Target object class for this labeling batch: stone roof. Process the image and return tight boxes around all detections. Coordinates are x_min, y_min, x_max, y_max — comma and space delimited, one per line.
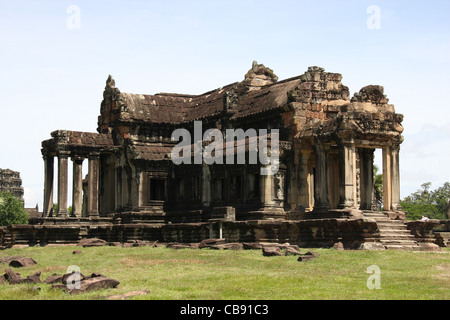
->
98, 61, 307, 129
118, 83, 235, 124
116, 77, 301, 124
231, 76, 301, 119
51, 131, 114, 147
42, 130, 115, 156
128, 144, 173, 161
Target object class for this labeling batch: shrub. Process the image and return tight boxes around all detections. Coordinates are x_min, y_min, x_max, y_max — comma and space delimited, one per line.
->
401, 201, 444, 221
0, 192, 29, 226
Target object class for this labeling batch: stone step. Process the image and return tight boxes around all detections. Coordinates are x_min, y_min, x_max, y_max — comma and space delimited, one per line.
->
376, 221, 408, 229
378, 227, 409, 233
374, 219, 406, 224
384, 244, 418, 251
379, 230, 415, 237
380, 239, 418, 246
363, 212, 387, 217
379, 228, 412, 233
378, 227, 410, 233
379, 235, 416, 241
362, 211, 421, 250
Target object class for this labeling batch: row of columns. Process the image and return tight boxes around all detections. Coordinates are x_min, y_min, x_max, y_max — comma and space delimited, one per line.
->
43, 152, 100, 218
312, 142, 401, 212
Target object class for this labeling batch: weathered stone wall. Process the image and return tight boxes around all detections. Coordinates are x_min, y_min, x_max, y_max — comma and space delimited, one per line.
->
407, 220, 450, 244
1, 218, 380, 249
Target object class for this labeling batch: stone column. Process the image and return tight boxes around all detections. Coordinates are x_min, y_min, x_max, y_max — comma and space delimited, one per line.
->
299, 149, 313, 211
43, 155, 54, 217
313, 143, 330, 212
201, 162, 211, 207
338, 142, 356, 209
57, 151, 70, 217
359, 148, 374, 210
382, 147, 392, 211
260, 164, 275, 209
72, 156, 84, 218
391, 146, 402, 211
88, 152, 100, 217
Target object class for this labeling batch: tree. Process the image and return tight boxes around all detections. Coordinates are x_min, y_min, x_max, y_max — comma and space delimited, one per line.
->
430, 182, 450, 215
0, 192, 29, 226
401, 182, 449, 220
373, 165, 383, 210
51, 204, 73, 216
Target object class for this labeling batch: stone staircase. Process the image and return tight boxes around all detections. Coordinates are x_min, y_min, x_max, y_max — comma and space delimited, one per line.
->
0, 227, 14, 249
363, 211, 420, 250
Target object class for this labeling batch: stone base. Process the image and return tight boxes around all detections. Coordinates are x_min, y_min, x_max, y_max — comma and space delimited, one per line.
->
40, 217, 113, 226
291, 208, 364, 220
413, 243, 442, 252
385, 210, 407, 220
358, 242, 386, 250
241, 208, 286, 220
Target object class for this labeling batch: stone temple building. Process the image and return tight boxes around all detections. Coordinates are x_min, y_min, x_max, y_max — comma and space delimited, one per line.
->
40, 62, 405, 224
0, 169, 24, 201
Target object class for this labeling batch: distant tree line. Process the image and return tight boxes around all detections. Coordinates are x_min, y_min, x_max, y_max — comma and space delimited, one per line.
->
401, 182, 450, 220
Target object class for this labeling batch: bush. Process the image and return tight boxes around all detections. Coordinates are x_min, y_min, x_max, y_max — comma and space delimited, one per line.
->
0, 192, 29, 226
401, 201, 445, 221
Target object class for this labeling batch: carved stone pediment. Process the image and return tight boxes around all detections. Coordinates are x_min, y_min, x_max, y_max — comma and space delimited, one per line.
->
242, 61, 278, 89
351, 85, 389, 104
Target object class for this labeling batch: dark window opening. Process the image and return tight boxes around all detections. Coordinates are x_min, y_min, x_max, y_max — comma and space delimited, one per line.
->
150, 179, 165, 201
213, 178, 225, 201
174, 178, 184, 200
191, 176, 200, 200
231, 175, 242, 199
249, 173, 260, 198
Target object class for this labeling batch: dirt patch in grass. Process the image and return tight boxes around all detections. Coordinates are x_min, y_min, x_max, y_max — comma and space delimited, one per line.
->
119, 258, 207, 267
434, 264, 450, 281
170, 259, 207, 264
40, 265, 68, 273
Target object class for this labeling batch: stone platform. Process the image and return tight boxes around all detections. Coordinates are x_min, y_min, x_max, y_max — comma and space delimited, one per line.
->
2, 209, 448, 251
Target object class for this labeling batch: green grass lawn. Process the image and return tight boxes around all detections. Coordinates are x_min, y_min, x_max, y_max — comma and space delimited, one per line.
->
0, 245, 448, 300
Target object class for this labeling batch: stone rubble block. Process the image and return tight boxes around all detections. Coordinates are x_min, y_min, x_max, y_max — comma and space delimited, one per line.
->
243, 242, 264, 250
44, 274, 64, 284
297, 251, 320, 262
198, 238, 226, 249
8, 257, 37, 268
209, 243, 243, 250
76, 238, 107, 247
26, 271, 41, 284
1, 268, 41, 284
284, 247, 303, 256
0, 255, 37, 268
262, 246, 283, 257
66, 273, 120, 295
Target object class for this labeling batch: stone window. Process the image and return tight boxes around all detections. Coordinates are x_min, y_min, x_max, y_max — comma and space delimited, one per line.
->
175, 178, 184, 200
248, 173, 260, 199
149, 179, 165, 201
230, 174, 242, 199
191, 176, 200, 200
213, 178, 225, 201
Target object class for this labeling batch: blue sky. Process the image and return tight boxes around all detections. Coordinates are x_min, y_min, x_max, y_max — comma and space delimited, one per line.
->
0, 0, 449, 208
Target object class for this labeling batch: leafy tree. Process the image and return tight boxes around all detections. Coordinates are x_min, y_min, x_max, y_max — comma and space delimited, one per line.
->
430, 182, 450, 215
0, 192, 29, 226
401, 182, 449, 220
373, 165, 383, 210
51, 204, 73, 216
400, 202, 440, 221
